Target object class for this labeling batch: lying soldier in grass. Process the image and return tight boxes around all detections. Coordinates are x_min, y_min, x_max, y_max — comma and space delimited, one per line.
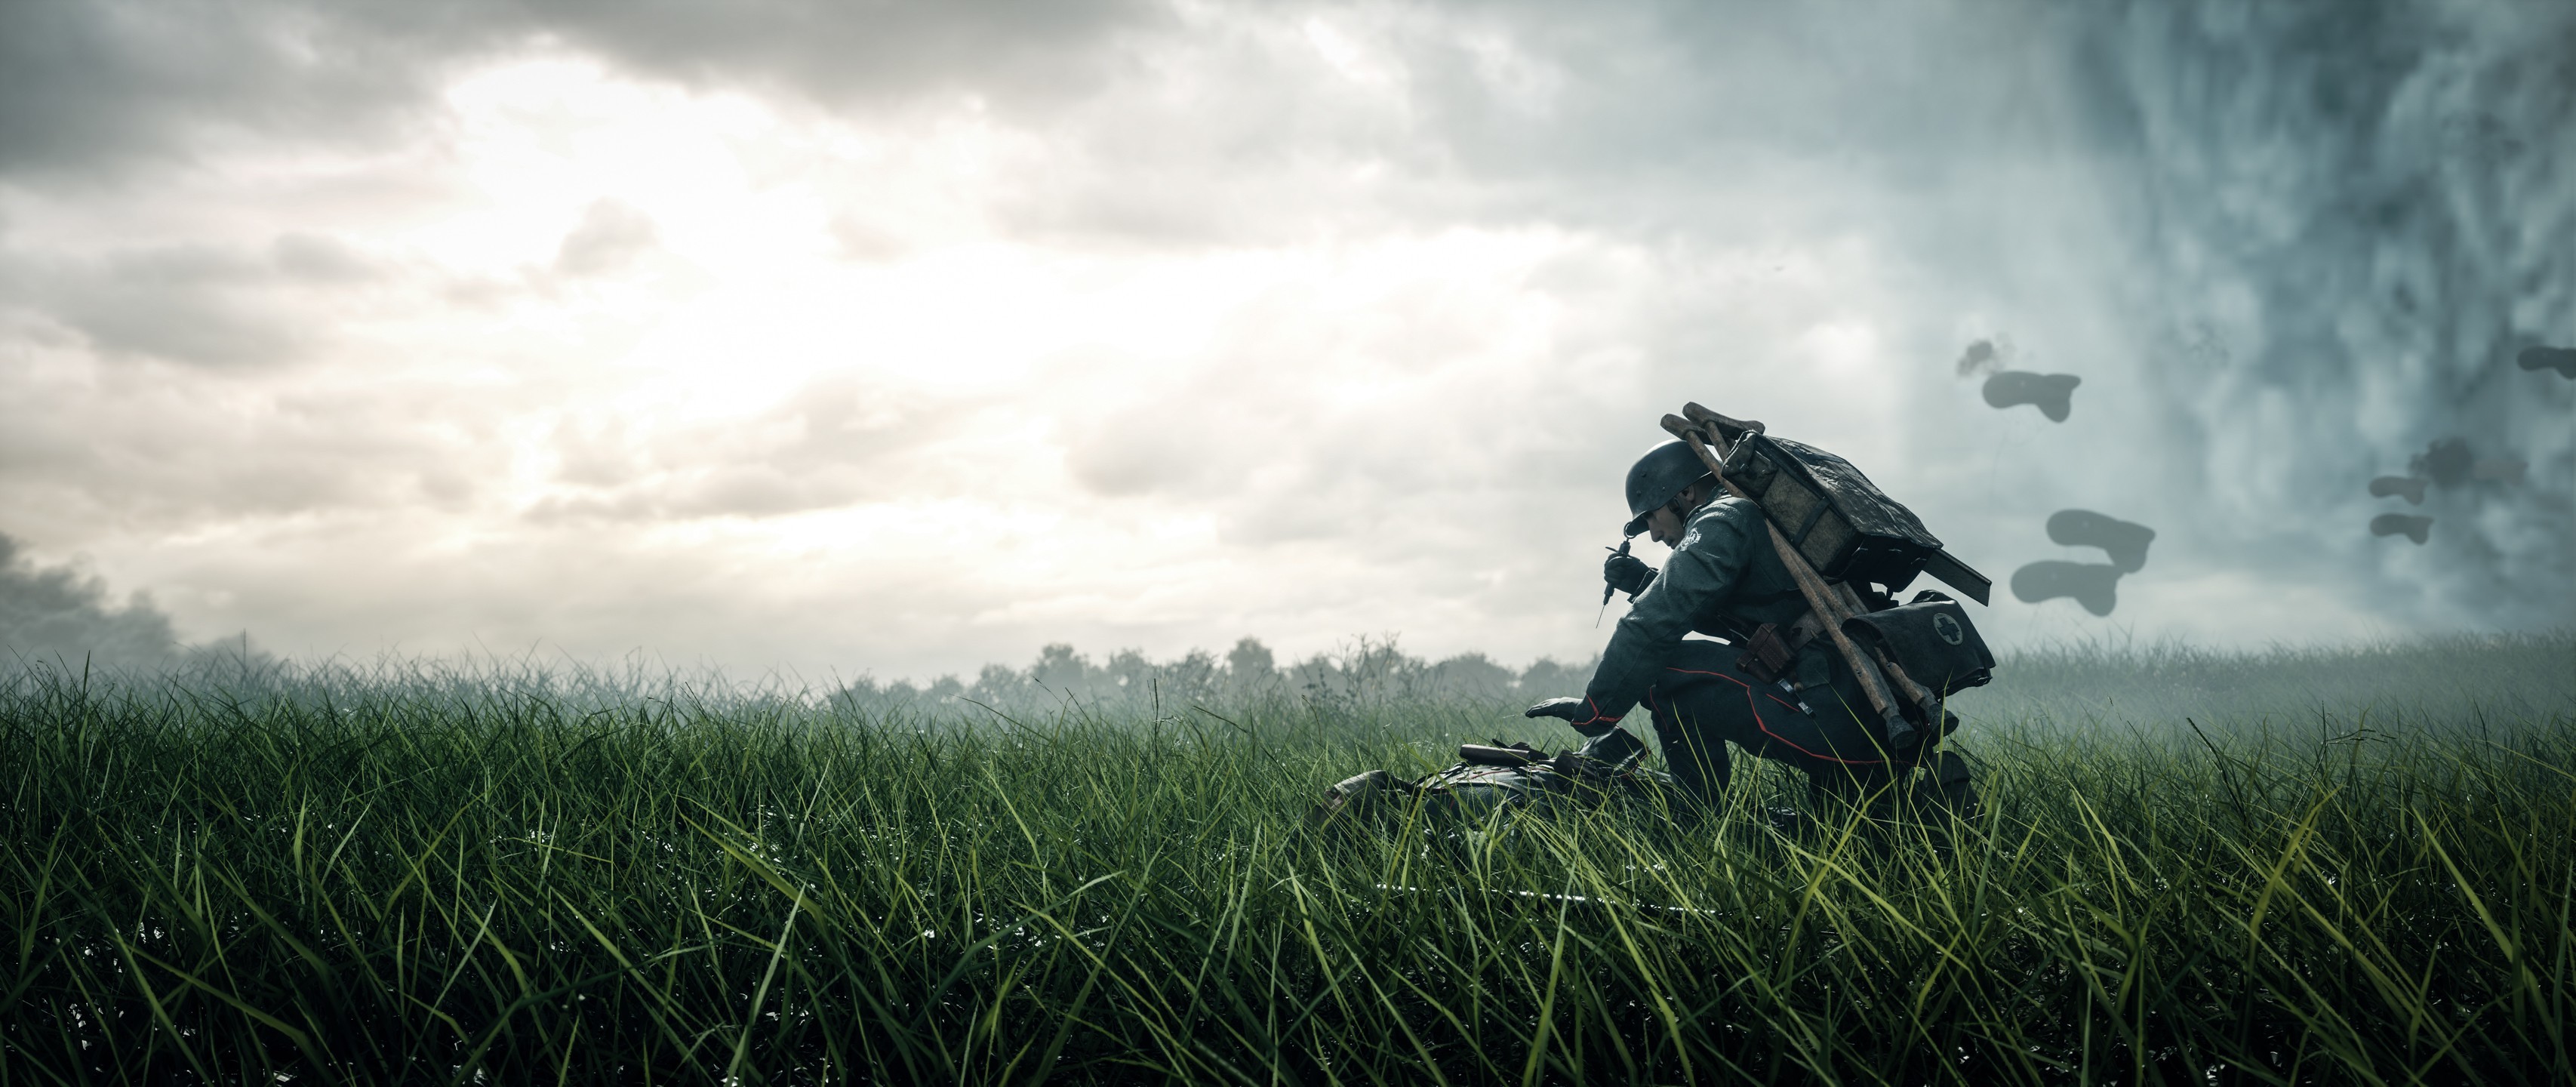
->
1522, 441, 1973, 820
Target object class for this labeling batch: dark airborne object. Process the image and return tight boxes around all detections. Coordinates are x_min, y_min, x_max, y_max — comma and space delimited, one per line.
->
2519, 345, 2575, 378
2010, 560, 2121, 617
1956, 339, 1999, 376
2045, 509, 2156, 573
2411, 439, 2473, 487
2368, 476, 2427, 504
2370, 513, 2433, 545
1980, 371, 2081, 422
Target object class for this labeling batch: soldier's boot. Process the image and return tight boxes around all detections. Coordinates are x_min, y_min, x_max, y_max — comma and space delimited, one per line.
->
1805, 764, 1904, 826
1909, 749, 1979, 821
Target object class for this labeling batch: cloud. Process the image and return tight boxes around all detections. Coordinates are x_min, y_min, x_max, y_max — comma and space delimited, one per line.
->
0, 1, 472, 181
512, 0, 1172, 111
0, 0, 1171, 180
0, 236, 392, 367
523, 374, 955, 525
0, 325, 503, 544
2056, 0, 2576, 627
0, 0, 2568, 683
0, 531, 179, 665
553, 199, 658, 277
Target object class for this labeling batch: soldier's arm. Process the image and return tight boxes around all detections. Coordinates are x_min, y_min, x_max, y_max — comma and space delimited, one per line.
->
1557, 500, 1760, 732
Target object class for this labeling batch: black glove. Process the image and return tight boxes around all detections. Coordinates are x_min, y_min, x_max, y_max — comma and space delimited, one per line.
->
1573, 727, 1646, 766
1524, 697, 1588, 722
1603, 550, 1655, 599
1525, 697, 1620, 737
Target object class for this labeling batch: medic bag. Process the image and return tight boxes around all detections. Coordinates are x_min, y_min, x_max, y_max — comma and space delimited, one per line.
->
1842, 592, 1996, 697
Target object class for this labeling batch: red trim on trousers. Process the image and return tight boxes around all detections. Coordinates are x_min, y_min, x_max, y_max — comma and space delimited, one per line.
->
1657, 666, 1885, 766
1568, 694, 1620, 729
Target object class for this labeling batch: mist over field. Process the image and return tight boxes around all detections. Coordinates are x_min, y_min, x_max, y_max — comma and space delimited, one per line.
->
2, 0, 2570, 680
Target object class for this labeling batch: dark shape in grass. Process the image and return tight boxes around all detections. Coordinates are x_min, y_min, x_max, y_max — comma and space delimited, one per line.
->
1981, 371, 2080, 422
2518, 345, 2575, 378
2368, 476, 2427, 504
2046, 509, 2156, 573
2011, 560, 2119, 616
2410, 439, 2473, 488
2371, 513, 2432, 545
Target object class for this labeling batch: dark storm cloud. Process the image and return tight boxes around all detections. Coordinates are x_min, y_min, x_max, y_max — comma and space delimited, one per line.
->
0, 236, 385, 367
2059, 0, 2576, 624
0, 531, 178, 664
0, 0, 438, 176
497, 0, 1168, 110
0, 0, 1168, 179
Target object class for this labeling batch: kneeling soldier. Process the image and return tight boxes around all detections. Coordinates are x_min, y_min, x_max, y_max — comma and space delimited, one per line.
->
1525, 441, 1910, 812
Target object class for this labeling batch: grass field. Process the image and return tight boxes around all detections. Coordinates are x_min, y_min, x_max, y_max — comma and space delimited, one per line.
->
5, 634, 2572, 1084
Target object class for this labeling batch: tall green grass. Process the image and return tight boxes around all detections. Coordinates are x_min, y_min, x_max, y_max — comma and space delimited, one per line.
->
4, 637, 2572, 1084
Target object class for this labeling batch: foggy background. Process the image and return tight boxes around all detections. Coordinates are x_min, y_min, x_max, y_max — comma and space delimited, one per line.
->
3, 0, 2570, 684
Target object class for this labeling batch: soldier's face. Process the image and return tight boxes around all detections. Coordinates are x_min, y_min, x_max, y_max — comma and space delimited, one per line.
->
1647, 483, 1710, 547
1647, 506, 1688, 547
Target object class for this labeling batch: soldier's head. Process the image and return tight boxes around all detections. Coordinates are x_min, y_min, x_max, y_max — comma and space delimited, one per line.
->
1641, 480, 1718, 546
1623, 442, 1717, 547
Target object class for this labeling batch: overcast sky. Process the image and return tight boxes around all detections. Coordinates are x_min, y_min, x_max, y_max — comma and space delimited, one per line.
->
2, 0, 2571, 680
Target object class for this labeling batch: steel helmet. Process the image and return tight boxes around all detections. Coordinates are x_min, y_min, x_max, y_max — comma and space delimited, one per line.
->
1623, 441, 1714, 537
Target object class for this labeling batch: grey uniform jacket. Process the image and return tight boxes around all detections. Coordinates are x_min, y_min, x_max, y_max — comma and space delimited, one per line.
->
1562, 496, 1820, 733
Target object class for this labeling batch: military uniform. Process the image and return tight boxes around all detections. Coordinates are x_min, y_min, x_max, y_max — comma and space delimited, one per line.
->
1556, 495, 1901, 805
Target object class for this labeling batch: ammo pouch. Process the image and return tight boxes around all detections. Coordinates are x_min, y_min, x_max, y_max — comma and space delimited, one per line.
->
1840, 595, 1995, 697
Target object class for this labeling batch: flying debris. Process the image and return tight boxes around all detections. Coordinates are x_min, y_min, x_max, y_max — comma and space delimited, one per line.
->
2368, 476, 2427, 504
2472, 457, 2528, 483
2410, 439, 2474, 488
2518, 345, 2576, 378
2009, 560, 2121, 616
2045, 509, 2155, 573
2370, 513, 2433, 545
1956, 339, 2001, 377
1980, 371, 2080, 422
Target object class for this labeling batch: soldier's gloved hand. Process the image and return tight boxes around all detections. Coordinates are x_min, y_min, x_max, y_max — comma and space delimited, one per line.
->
1573, 727, 1646, 766
1524, 697, 1587, 721
1603, 551, 1655, 598
1525, 697, 1617, 734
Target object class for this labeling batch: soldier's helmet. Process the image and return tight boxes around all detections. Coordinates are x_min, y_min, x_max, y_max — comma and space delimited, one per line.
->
1623, 441, 1715, 537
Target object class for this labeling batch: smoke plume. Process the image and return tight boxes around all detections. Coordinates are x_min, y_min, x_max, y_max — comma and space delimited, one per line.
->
0, 532, 180, 666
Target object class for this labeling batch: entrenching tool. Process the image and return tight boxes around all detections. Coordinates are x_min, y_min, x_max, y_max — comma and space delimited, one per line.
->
1659, 405, 1934, 751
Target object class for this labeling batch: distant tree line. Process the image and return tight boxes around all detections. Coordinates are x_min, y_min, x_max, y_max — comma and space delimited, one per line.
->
1, 525, 1602, 717
830, 637, 1596, 716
